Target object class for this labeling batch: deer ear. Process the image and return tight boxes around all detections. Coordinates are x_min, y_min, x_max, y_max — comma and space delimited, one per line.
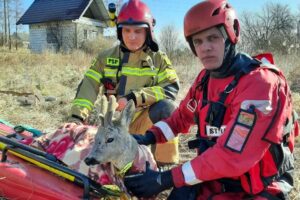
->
99, 95, 108, 126
120, 100, 135, 128
104, 95, 117, 126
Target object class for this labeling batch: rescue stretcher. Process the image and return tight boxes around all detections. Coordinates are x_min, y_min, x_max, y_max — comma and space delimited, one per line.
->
0, 123, 119, 200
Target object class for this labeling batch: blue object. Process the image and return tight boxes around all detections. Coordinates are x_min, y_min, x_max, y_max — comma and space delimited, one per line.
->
14, 125, 43, 137
0, 119, 15, 127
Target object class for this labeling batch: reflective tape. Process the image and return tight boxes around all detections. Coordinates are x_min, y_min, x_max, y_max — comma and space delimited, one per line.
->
151, 86, 164, 101
155, 121, 175, 141
104, 68, 118, 77
85, 69, 102, 83
182, 161, 202, 185
122, 67, 158, 76
157, 69, 177, 83
72, 99, 93, 110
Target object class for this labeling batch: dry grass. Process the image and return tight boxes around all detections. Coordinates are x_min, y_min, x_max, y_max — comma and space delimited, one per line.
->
0, 46, 299, 199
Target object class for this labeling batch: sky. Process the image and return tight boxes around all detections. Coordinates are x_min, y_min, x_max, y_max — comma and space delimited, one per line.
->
22, 0, 300, 35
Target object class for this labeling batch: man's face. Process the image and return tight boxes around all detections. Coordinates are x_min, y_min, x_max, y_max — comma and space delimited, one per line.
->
122, 25, 147, 52
192, 27, 225, 70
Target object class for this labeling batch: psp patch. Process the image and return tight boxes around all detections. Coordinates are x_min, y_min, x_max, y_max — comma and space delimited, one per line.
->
106, 57, 120, 66
225, 108, 256, 153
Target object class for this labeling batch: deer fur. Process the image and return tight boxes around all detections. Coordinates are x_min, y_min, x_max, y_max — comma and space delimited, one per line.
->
85, 95, 156, 174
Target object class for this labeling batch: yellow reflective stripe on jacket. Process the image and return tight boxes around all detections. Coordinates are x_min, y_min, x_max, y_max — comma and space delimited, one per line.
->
157, 69, 178, 83
85, 69, 102, 83
104, 68, 118, 77
151, 86, 164, 101
122, 67, 158, 76
73, 99, 93, 110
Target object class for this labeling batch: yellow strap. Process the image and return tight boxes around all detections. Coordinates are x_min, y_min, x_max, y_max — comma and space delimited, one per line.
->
101, 185, 122, 197
0, 142, 75, 182
116, 161, 133, 177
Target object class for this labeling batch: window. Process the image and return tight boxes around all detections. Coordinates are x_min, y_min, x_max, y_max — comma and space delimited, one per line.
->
47, 27, 58, 43
90, 31, 97, 39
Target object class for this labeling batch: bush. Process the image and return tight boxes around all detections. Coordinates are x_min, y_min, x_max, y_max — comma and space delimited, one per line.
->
80, 34, 117, 55
289, 67, 300, 93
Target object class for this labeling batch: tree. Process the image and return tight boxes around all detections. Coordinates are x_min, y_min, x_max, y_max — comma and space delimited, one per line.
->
0, 0, 3, 46
159, 24, 180, 59
7, 0, 11, 50
13, 0, 22, 50
0, 0, 23, 48
240, 2, 296, 54
3, 0, 7, 45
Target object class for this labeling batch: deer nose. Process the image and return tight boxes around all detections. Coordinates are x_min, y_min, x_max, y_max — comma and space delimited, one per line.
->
84, 157, 100, 166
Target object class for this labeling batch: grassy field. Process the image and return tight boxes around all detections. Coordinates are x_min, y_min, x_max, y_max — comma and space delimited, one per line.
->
0, 47, 299, 199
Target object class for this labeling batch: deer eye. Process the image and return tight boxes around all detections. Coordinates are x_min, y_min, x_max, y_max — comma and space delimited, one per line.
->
106, 138, 114, 143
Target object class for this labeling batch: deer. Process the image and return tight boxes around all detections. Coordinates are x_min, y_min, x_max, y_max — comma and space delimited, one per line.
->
84, 95, 157, 198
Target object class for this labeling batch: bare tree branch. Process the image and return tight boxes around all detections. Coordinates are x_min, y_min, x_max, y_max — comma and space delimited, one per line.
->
159, 24, 179, 59
240, 2, 296, 54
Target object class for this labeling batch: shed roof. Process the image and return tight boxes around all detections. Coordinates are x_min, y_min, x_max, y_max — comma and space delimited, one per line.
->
17, 0, 109, 25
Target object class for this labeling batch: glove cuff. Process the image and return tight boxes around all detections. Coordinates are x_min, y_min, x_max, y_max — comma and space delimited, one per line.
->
145, 131, 156, 144
161, 170, 174, 189
125, 92, 137, 106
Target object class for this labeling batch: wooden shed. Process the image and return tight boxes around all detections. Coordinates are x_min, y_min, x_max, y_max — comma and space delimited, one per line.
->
17, 0, 110, 53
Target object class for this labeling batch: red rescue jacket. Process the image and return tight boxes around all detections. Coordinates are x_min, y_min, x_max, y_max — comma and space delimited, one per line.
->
150, 53, 299, 197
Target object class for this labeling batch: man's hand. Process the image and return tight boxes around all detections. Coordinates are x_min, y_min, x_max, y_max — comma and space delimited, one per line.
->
124, 162, 174, 198
117, 97, 128, 111
132, 131, 156, 145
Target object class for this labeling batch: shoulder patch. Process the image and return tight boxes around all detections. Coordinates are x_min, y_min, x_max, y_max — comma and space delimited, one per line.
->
106, 57, 120, 66
91, 58, 97, 67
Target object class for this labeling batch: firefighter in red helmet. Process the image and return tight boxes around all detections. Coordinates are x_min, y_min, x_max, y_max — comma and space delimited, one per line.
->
125, 0, 299, 199
117, 0, 158, 52
67, 0, 180, 166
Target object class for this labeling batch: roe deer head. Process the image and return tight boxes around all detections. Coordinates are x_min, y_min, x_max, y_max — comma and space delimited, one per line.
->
85, 95, 138, 171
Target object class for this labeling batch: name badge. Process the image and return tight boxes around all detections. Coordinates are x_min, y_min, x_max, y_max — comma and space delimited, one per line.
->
206, 125, 226, 137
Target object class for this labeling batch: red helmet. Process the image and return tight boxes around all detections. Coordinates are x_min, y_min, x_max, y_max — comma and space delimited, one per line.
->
184, 0, 240, 54
117, 0, 158, 51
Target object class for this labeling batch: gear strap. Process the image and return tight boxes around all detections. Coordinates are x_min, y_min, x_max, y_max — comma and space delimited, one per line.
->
190, 63, 259, 152
206, 65, 256, 128
116, 51, 130, 96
